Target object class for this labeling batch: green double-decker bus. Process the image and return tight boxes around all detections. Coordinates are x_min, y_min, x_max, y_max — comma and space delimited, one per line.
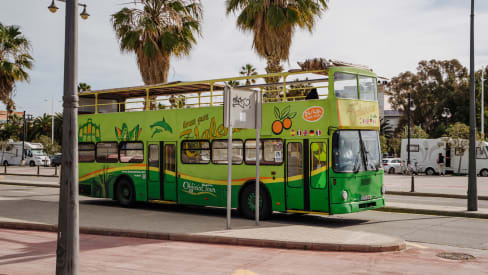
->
78, 64, 384, 219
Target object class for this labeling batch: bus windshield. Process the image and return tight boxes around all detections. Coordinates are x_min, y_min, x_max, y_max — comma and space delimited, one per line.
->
332, 130, 380, 172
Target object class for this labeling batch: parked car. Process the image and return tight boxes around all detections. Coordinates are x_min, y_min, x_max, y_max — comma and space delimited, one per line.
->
383, 158, 402, 174
51, 153, 62, 167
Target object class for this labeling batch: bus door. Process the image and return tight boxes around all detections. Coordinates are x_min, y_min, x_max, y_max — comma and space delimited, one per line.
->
161, 142, 177, 201
286, 139, 329, 212
147, 143, 160, 200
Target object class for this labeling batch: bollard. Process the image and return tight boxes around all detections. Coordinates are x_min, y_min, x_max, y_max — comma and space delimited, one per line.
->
4, 164, 6, 174
55, 165, 58, 176
37, 165, 40, 176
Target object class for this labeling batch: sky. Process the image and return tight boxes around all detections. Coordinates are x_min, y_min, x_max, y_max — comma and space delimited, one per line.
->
1, 0, 488, 116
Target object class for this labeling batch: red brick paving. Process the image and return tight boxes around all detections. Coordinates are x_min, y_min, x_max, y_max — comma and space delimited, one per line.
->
0, 229, 487, 275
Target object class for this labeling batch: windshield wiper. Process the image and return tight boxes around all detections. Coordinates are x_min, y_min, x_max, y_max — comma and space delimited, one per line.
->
353, 155, 361, 173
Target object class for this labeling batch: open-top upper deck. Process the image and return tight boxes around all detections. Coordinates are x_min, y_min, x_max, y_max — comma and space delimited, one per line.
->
79, 59, 375, 110
78, 61, 379, 131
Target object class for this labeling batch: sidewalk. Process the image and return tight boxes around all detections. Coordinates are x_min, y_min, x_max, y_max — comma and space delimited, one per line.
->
0, 220, 405, 253
379, 201, 488, 219
1, 229, 486, 275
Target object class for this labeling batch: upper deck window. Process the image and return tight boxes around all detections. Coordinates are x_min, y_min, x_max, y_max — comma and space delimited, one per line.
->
359, 75, 377, 101
334, 72, 358, 99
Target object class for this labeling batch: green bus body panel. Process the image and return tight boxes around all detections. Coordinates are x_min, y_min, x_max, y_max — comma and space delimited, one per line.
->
78, 68, 384, 215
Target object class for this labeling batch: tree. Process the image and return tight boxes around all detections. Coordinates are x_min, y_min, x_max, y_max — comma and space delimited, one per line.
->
239, 64, 258, 85
399, 125, 429, 139
0, 23, 33, 115
379, 135, 389, 154
386, 59, 471, 137
112, 0, 202, 86
226, 80, 240, 87
226, 0, 328, 91
78, 82, 91, 92
33, 113, 52, 140
53, 112, 63, 145
380, 118, 393, 138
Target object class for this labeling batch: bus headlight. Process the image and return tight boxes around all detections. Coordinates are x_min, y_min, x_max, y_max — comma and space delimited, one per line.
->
381, 185, 386, 194
342, 190, 348, 201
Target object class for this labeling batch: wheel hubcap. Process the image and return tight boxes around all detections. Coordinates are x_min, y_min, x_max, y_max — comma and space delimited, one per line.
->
122, 186, 130, 198
247, 193, 262, 212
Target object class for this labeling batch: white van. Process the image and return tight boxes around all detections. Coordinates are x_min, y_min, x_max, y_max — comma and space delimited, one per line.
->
400, 139, 446, 175
0, 140, 51, 166
401, 138, 488, 176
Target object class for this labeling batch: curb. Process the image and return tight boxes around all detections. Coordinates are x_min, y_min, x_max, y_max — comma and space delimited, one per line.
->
1, 173, 59, 178
375, 207, 488, 219
0, 181, 59, 188
386, 191, 488, 201
0, 221, 405, 253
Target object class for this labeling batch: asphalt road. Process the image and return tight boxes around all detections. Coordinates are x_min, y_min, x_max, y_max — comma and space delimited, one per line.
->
1, 185, 487, 250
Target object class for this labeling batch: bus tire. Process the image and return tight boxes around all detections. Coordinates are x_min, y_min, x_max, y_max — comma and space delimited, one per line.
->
239, 183, 272, 220
425, 168, 435, 176
480, 169, 488, 177
116, 178, 136, 207
29, 161, 36, 167
3, 160, 7, 166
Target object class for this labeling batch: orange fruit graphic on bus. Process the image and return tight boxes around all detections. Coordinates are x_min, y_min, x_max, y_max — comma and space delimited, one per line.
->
283, 117, 292, 129
272, 106, 296, 135
272, 120, 283, 134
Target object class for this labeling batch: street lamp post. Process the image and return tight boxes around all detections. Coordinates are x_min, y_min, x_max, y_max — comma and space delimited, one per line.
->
482, 66, 485, 137
21, 112, 33, 166
468, 0, 478, 211
44, 97, 55, 144
48, 0, 89, 274
407, 93, 416, 192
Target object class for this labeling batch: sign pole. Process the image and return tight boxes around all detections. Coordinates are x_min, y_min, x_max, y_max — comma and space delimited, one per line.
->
226, 88, 232, 229
255, 91, 261, 225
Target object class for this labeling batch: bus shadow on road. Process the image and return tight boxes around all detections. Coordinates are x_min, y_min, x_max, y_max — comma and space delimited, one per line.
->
80, 199, 455, 230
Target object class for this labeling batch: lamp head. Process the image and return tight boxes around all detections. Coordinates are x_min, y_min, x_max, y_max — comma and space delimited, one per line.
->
80, 6, 89, 20
48, 0, 58, 13
409, 101, 416, 111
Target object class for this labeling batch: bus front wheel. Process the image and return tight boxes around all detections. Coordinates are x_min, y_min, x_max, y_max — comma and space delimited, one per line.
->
239, 183, 271, 220
116, 178, 135, 207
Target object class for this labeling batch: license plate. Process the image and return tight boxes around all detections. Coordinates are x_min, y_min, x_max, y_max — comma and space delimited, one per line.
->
361, 195, 372, 201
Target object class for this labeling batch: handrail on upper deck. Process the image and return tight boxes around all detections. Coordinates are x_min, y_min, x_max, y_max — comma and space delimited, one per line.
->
78, 69, 334, 114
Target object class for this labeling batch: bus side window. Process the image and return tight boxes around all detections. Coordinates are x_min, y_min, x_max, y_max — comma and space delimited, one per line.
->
245, 139, 283, 165
119, 142, 144, 163
79, 143, 96, 162
212, 140, 243, 164
96, 142, 118, 163
181, 141, 210, 164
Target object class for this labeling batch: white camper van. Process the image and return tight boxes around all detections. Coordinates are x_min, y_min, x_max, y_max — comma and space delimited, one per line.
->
0, 140, 51, 166
400, 139, 446, 175
401, 138, 488, 176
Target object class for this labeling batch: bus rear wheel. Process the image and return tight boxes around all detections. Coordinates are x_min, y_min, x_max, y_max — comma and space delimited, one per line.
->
239, 183, 271, 220
116, 178, 135, 207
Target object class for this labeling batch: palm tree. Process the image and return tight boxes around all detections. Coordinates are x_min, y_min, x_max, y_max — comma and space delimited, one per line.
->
226, 0, 328, 87
0, 23, 33, 115
53, 112, 63, 145
33, 113, 52, 139
78, 82, 91, 92
226, 80, 240, 87
239, 64, 258, 85
111, 0, 202, 86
